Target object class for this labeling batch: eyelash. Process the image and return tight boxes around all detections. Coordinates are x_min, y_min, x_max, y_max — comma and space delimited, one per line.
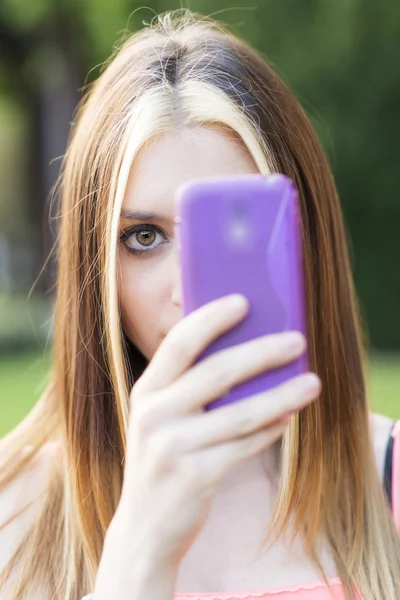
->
119, 224, 169, 257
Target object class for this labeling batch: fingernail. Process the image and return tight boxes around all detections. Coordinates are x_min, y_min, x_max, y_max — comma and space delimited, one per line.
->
228, 294, 249, 312
298, 373, 321, 397
281, 331, 306, 352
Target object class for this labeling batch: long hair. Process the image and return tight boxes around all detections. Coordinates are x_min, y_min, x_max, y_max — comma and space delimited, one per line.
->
0, 10, 399, 599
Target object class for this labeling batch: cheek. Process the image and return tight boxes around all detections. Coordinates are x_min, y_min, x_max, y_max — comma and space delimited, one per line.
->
118, 254, 169, 336
120, 255, 166, 299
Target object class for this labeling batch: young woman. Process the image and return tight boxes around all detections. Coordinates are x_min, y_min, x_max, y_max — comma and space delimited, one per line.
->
0, 10, 399, 600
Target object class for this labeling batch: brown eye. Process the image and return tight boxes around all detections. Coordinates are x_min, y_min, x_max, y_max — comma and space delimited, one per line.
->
120, 224, 168, 256
136, 230, 156, 247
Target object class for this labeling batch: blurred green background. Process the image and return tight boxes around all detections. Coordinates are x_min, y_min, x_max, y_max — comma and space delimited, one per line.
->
0, 0, 399, 436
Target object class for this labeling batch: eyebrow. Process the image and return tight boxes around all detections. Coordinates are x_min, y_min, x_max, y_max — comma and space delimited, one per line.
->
120, 209, 170, 221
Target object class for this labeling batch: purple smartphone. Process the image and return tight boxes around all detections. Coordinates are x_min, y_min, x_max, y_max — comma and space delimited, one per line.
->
174, 173, 308, 411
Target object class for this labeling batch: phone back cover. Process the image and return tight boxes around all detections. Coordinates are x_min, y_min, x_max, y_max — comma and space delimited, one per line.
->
176, 174, 308, 410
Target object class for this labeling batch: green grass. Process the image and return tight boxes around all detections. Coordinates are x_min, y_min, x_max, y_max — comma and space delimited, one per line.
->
0, 350, 52, 438
0, 350, 399, 439
367, 353, 400, 420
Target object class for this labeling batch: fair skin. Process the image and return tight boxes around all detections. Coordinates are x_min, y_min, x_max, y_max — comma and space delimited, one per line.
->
113, 126, 395, 592
116, 127, 319, 589
0, 127, 396, 600
117, 126, 258, 360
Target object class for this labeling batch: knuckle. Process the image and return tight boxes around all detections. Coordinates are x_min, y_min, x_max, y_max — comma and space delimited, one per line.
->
129, 378, 147, 407
134, 403, 159, 435
165, 329, 189, 361
231, 410, 256, 437
207, 356, 233, 391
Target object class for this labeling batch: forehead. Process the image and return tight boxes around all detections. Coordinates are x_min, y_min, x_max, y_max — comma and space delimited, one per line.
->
121, 126, 259, 217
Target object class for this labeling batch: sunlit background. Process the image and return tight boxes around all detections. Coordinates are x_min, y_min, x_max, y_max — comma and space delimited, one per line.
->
0, 0, 399, 437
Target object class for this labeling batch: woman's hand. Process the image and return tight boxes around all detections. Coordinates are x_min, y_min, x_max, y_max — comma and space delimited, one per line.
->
94, 294, 321, 599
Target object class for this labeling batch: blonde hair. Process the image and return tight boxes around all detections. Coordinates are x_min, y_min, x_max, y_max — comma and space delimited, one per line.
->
0, 10, 399, 599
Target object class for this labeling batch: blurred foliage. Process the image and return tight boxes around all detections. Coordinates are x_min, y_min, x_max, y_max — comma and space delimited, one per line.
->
0, 0, 399, 348
0, 293, 52, 351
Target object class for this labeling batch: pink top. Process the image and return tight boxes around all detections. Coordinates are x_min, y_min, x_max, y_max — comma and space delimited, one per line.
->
174, 420, 400, 600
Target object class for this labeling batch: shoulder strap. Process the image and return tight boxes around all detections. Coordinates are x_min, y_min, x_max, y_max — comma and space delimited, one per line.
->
393, 421, 400, 530
383, 422, 395, 508
384, 420, 400, 529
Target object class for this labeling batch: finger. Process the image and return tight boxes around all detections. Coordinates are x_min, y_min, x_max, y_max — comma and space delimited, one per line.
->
163, 372, 320, 452
158, 330, 307, 415
137, 294, 249, 392
191, 418, 290, 482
